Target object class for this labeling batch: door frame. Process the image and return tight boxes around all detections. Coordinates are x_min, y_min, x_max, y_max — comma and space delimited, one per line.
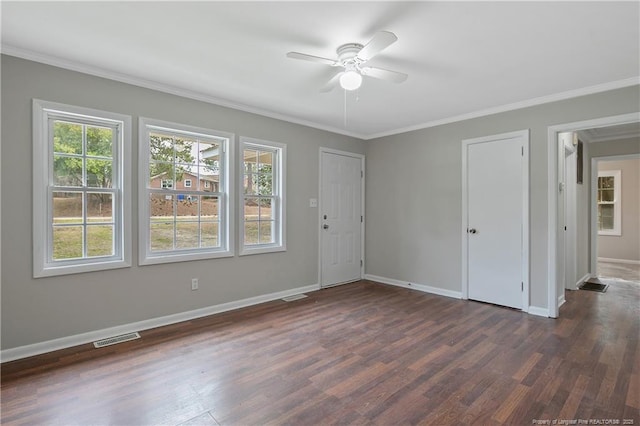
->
559, 134, 578, 294
461, 129, 530, 310
318, 147, 365, 288
547, 112, 640, 318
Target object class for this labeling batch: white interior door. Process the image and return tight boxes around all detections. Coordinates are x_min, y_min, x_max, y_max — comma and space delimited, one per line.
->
465, 133, 527, 309
320, 151, 362, 287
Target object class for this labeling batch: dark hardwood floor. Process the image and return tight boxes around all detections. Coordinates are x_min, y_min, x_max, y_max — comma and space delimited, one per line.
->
2, 280, 638, 425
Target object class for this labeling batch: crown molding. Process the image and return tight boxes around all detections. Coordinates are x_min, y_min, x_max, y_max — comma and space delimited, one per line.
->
0, 45, 366, 140
364, 77, 640, 140
3, 44, 638, 141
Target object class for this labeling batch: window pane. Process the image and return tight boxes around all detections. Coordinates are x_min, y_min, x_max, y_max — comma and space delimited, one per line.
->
86, 126, 113, 157
176, 222, 199, 249
53, 225, 83, 260
259, 198, 273, 219
149, 163, 173, 188
600, 189, 614, 202
174, 137, 196, 165
86, 159, 113, 187
201, 196, 219, 220
53, 192, 83, 224
257, 173, 272, 196
258, 151, 273, 168
87, 225, 114, 257
150, 222, 174, 251
149, 133, 175, 162
87, 193, 113, 223
150, 193, 174, 220
53, 121, 83, 155
176, 194, 197, 217
197, 166, 219, 192
244, 198, 259, 221
244, 174, 259, 195
175, 166, 192, 187
199, 142, 220, 171
244, 221, 259, 245
53, 155, 83, 186
259, 221, 274, 244
201, 222, 219, 248
598, 176, 614, 189
598, 204, 614, 230
244, 149, 259, 172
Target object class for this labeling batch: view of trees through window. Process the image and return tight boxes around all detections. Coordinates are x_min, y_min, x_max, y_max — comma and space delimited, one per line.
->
52, 121, 115, 260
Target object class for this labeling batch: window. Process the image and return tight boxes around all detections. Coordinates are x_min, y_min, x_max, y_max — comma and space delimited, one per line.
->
240, 137, 286, 255
597, 170, 621, 236
204, 181, 210, 189
139, 118, 234, 264
33, 100, 131, 277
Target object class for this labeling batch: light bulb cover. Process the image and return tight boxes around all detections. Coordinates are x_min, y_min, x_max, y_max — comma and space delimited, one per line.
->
340, 70, 362, 91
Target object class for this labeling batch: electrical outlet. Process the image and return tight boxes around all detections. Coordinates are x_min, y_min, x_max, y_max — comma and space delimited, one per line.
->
191, 278, 199, 291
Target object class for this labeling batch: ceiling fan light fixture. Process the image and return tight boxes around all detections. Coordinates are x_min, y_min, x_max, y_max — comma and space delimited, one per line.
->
339, 70, 362, 91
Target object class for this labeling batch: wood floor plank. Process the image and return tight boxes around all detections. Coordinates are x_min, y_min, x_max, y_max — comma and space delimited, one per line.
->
2, 279, 638, 425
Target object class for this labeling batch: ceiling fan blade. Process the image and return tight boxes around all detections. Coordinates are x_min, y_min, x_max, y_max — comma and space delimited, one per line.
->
320, 71, 344, 93
286, 52, 339, 67
361, 66, 408, 83
356, 31, 398, 62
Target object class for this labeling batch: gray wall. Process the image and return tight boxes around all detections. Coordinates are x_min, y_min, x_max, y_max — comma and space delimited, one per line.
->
597, 157, 640, 261
1, 55, 365, 350
365, 87, 640, 308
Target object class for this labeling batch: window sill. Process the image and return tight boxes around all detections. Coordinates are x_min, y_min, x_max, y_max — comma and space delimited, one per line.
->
35, 259, 131, 278
139, 249, 234, 266
239, 245, 286, 257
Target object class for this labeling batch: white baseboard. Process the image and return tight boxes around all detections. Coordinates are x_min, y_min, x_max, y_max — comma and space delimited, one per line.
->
577, 273, 591, 288
364, 274, 462, 299
557, 294, 566, 309
598, 257, 640, 265
1, 283, 320, 363
527, 306, 550, 317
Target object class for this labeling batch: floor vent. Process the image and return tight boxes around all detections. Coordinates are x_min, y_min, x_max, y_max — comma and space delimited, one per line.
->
93, 332, 141, 348
281, 294, 308, 302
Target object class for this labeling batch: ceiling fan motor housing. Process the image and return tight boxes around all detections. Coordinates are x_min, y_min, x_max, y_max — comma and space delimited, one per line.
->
337, 43, 364, 67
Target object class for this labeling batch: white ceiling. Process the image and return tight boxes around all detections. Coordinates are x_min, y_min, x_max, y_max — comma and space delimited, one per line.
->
578, 122, 640, 143
2, 1, 639, 139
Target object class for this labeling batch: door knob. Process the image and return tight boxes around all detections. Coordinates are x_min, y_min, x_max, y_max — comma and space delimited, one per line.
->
468, 228, 477, 234
323, 224, 329, 230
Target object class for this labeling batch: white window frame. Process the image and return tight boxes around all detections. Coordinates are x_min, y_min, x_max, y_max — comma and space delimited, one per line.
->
597, 169, 621, 236
161, 179, 174, 189
239, 137, 286, 256
184, 179, 192, 188
139, 117, 234, 265
32, 99, 132, 277
204, 181, 211, 189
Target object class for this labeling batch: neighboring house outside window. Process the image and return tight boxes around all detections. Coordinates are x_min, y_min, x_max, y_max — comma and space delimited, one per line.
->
597, 170, 621, 236
32, 100, 132, 277
239, 137, 286, 255
139, 118, 234, 264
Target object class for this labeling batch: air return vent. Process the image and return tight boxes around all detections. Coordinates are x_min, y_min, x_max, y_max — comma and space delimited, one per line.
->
93, 332, 141, 348
281, 294, 308, 302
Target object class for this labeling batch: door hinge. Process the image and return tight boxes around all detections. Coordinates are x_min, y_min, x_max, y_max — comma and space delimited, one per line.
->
521, 146, 524, 156
521, 282, 524, 291
361, 215, 363, 223
360, 259, 363, 267
361, 170, 363, 178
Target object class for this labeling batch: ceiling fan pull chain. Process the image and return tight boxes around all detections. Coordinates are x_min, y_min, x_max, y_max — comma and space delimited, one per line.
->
343, 88, 347, 128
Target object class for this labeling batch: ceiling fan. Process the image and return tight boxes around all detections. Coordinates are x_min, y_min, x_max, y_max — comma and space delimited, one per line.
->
286, 31, 408, 92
